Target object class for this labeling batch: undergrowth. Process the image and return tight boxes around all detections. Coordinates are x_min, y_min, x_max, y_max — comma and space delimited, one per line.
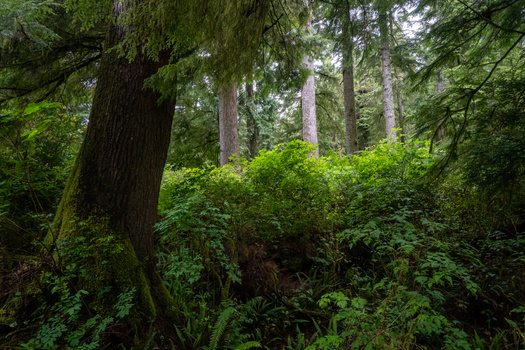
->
155, 138, 525, 349
1, 138, 524, 349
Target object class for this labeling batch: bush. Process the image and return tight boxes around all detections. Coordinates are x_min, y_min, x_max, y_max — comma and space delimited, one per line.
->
155, 138, 525, 349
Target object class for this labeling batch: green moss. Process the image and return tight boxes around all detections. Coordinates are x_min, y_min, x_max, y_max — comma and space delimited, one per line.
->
44, 161, 159, 333
0, 269, 44, 326
54, 217, 157, 331
42, 139, 179, 342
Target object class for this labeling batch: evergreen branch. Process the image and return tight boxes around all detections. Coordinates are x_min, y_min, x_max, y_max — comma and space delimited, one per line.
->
263, 13, 283, 35
0, 53, 102, 103
432, 32, 525, 179
417, 22, 488, 84
456, 0, 525, 35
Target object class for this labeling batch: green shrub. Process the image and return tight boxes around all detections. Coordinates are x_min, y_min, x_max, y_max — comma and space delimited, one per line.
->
155, 137, 525, 349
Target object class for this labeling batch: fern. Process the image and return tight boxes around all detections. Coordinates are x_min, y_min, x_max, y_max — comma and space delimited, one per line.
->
209, 307, 235, 350
234, 341, 262, 350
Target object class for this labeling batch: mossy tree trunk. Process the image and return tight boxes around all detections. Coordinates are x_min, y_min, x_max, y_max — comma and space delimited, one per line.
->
50, 12, 177, 338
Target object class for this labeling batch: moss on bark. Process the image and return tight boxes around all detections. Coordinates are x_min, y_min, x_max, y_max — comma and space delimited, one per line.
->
44, 8, 178, 341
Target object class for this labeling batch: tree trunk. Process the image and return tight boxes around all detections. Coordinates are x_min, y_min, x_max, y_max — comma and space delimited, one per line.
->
246, 83, 259, 159
301, 12, 319, 156
436, 70, 445, 142
342, 38, 358, 155
396, 89, 405, 143
393, 66, 406, 143
302, 56, 318, 155
219, 81, 240, 166
379, 9, 396, 141
50, 12, 177, 338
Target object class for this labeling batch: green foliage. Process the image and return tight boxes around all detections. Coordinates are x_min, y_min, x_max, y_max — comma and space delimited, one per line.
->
0, 101, 84, 248
156, 137, 525, 349
21, 284, 134, 350
16, 231, 135, 349
349, 136, 433, 184
0, 0, 59, 52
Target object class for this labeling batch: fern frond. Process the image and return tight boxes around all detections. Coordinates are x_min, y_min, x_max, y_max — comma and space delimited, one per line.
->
209, 307, 235, 350
234, 341, 262, 350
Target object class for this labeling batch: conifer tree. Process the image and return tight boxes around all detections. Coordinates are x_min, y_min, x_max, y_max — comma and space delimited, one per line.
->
321, 0, 363, 154
49, 0, 180, 335
414, 0, 525, 196
219, 81, 240, 166
378, 1, 396, 141
341, 2, 359, 154
301, 3, 319, 156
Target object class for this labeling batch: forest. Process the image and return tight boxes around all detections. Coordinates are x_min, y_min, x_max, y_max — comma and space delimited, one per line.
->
0, 0, 524, 349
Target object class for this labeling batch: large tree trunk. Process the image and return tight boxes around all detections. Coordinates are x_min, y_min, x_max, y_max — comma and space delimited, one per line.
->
301, 11, 319, 156
379, 9, 396, 141
342, 37, 358, 155
246, 83, 259, 159
50, 12, 176, 338
219, 82, 240, 166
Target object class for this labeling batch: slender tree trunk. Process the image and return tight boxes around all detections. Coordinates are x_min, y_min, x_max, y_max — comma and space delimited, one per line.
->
342, 39, 358, 155
51, 7, 177, 338
396, 89, 405, 142
379, 8, 396, 141
302, 56, 318, 155
219, 81, 240, 166
246, 83, 259, 159
393, 66, 406, 143
301, 11, 319, 156
436, 70, 445, 142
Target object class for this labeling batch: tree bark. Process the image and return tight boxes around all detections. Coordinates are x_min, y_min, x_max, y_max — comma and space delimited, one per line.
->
50, 9, 177, 339
246, 83, 259, 159
379, 9, 396, 141
396, 88, 405, 142
301, 8, 318, 156
301, 54, 318, 156
219, 81, 240, 166
393, 66, 406, 144
436, 70, 445, 142
342, 39, 358, 155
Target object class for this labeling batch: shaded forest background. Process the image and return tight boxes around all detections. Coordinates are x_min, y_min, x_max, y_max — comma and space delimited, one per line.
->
1, 0, 524, 349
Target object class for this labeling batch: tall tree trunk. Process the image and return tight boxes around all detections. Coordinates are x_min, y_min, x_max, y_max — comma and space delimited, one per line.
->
246, 83, 259, 159
219, 81, 240, 166
393, 66, 406, 143
301, 11, 319, 156
379, 8, 396, 141
342, 34, 358, 155
436, 70, 445, 142
50, 9, 177, 338
396, 88, 405, 143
